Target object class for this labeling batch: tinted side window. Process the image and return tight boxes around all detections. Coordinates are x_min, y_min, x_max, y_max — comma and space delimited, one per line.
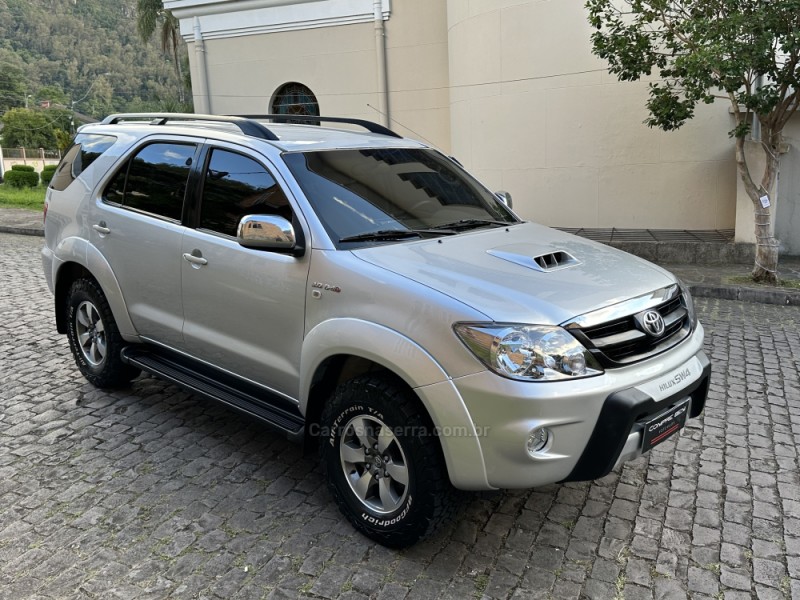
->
106, 143, 196, 221
49, 133, 117, 192
199, 149, 291, 237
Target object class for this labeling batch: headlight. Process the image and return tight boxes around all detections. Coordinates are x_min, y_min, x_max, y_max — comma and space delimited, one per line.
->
454, 323, 603, 381
678, 282, 697, 326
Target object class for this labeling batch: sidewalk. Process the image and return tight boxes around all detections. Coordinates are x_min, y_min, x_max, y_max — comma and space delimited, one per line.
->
0, 206, 44, 237
2, 205, 799, 305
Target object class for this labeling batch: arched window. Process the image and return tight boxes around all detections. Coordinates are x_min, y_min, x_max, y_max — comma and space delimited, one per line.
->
270, 82, 320, 121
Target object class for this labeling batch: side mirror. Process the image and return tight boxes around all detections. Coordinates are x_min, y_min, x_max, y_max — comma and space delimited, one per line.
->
237, 214, 302, 255
495, 190, 513, 209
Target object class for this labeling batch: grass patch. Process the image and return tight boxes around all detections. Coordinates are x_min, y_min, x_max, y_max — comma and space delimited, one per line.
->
0, 184, 46, 209
474, 574, 489, 596
726, 275, 800, 290
702, 563, 721, 575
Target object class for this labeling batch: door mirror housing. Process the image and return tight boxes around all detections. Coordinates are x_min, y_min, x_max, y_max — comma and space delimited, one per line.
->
495, 190, 513, 209
237, 214, 303, 256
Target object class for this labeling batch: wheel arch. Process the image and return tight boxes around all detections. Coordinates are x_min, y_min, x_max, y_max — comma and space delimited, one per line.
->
301, 319, 491, 490
54, 262, 92, 334
53, 242, 138, 340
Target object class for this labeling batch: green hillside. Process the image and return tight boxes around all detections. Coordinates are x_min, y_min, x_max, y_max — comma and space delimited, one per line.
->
0, 0, 189, 117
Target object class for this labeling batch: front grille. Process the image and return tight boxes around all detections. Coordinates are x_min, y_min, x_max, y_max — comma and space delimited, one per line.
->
568, 288, 692, 367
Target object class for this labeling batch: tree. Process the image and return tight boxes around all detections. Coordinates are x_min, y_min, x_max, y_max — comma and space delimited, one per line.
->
0, 64, 26, 113
137, 0, 187, 104
36, 85, 69, 106
586, 0, 800, 284
1, 108, 70, 149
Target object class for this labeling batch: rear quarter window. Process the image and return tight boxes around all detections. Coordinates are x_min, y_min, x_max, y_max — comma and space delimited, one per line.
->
49, 134, 117, 192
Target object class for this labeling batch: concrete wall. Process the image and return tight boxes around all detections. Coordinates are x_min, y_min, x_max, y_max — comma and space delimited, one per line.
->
445, 0, 737, 229
174, 0, 742, 232
775, 116, 800, 256
0, 149, 60, 179
184, 0, 451, 151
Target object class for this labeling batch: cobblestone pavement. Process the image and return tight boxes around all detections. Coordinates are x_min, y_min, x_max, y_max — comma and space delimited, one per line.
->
2, 232, 800, 600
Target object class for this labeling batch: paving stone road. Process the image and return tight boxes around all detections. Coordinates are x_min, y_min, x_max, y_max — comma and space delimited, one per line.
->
1, 232, 800, 600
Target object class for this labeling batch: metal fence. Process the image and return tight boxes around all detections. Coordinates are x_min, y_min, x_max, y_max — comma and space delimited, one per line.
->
1, 147, 61, 160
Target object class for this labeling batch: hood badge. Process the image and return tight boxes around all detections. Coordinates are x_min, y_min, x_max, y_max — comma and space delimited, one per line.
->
637, 309, 666, 337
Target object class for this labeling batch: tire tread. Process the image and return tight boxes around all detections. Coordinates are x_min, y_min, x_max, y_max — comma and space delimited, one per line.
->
66, 278, 139, 388
320, 372, 461, 547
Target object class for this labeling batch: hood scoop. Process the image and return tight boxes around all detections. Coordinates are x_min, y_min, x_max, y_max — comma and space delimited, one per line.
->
488, 248, 581, 273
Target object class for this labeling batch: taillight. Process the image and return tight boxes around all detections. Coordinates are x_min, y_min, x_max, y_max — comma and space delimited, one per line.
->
43, 199, 48, 224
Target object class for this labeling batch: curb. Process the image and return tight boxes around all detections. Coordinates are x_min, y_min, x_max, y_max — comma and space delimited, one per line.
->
0, 226, 44, 237
689, 283, 800, 306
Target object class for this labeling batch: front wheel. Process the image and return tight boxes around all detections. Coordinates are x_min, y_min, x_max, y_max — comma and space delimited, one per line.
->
65, 278, 139, 388
319, 374, 459, 548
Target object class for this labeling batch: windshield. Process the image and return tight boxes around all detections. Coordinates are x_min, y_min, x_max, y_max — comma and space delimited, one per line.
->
282, 148, 519, 247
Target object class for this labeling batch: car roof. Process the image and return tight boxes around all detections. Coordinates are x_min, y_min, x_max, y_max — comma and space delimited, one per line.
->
261, 123, 427, 152
79, 114, 428, 153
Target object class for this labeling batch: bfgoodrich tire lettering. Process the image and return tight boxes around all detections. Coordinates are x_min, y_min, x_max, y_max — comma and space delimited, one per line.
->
319, 373, 459, 548
65, 278, 139, 388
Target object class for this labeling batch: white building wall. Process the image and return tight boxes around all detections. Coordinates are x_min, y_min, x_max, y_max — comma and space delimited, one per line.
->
446, 0, 737, 230
170, 0, 743, 232
172, 0, 451, 151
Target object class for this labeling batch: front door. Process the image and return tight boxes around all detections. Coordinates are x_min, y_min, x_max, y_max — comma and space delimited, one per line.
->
180, 146, 310, 400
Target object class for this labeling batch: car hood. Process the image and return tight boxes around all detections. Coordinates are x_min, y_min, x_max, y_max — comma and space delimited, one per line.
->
352, 222, 677, 325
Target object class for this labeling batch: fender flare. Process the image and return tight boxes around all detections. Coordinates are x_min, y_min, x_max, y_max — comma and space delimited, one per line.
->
53, 237, 139, 341
301, 318, 491, 489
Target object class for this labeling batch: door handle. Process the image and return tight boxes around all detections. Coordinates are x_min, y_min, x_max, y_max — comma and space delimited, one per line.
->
93, 222, 110, 235
182, 251, 208, 266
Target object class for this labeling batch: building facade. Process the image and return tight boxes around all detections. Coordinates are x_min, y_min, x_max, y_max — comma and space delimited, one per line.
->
165, 0, 799, 253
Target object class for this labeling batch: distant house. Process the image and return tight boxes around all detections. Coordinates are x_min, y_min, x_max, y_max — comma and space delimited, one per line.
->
165, 0, 800, 254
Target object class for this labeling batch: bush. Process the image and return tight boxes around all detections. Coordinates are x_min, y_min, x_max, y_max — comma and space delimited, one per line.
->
10, 164, 36, 172
41, 164, 58, 186
4, 169, 40, 188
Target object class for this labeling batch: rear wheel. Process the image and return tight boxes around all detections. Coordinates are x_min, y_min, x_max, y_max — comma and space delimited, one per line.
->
65, 278, 139, 388
320, 373, 459, 548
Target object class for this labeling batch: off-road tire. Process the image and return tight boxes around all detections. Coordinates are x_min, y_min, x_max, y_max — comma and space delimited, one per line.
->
65, 278, 139, 388
320, 373, 460, 548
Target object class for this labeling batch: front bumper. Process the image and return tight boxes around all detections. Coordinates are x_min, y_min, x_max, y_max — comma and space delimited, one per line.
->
446, 324, 709, 490
562, 351, 709, 482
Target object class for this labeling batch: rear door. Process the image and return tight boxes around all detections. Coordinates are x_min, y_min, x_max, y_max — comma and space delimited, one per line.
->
180, 144, 310, 400
91, 138, 201, 347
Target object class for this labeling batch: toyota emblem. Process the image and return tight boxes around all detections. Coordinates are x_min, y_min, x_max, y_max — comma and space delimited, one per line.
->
642, 310, 666, 337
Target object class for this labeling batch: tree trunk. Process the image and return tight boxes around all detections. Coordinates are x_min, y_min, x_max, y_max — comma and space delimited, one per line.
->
171, 33, 185, 104
751, 200, 778, 284
734, 134, 779, 285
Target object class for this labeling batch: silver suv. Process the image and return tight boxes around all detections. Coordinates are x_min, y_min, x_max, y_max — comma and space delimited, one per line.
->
42, 113, 710, 547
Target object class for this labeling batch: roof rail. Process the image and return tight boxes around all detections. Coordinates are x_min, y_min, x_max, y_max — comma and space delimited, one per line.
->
234, 114, 402, 139
101, 113, 280, 141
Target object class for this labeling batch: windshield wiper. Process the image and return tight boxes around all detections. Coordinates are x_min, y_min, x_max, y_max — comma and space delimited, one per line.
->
339, 229, 420, 243
428, 219, 513, 231
339, 228, 457, 243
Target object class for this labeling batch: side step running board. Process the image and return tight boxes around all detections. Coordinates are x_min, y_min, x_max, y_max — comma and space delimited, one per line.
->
121, 346, 305, 440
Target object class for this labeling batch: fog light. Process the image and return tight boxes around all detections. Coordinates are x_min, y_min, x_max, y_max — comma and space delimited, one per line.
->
527, 427, 552, 456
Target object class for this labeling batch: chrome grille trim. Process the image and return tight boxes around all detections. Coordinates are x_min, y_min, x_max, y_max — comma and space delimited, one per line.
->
563, 284, 692, 367
564, 284, 680, 330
